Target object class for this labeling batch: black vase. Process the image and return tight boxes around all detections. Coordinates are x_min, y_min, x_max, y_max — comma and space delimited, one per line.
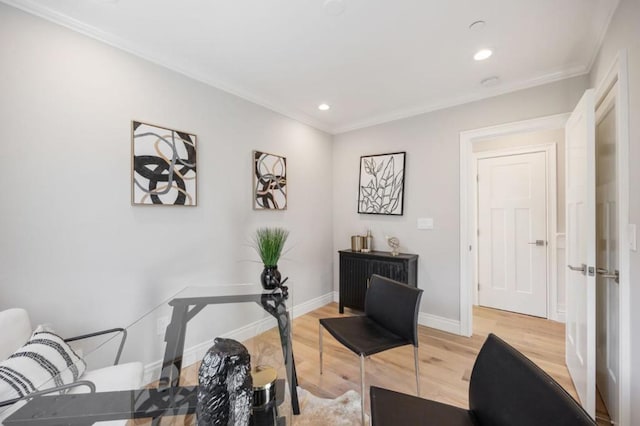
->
260, 266, 281, 290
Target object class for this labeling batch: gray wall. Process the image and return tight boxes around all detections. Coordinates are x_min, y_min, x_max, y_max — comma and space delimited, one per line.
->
2, 0, 636, 419
333, 76, 588, 322
0, 4, 334, 337
589, 0, 640, 422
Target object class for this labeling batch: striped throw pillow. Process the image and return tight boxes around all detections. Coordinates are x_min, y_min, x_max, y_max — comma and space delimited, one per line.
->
0, 325, 86, 403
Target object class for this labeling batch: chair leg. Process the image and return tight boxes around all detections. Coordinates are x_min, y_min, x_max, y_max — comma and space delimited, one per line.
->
360, 354, 366, 425
319, 323, 324, 375
414, 345, 420, 396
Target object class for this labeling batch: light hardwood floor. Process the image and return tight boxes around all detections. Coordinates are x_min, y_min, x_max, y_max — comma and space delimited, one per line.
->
146, 302, 611, 425
295, 303, 610, 425
294, 303, 577, 411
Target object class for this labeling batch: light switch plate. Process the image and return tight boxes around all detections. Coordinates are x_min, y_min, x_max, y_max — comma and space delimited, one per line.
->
417, 217, 434, 230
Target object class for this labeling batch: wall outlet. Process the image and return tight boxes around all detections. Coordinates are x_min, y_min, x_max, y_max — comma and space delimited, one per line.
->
417, 217, 434, 230
157, 316, 171, 336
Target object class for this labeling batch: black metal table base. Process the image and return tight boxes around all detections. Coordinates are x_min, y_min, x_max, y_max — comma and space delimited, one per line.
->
159, 291, 300, 415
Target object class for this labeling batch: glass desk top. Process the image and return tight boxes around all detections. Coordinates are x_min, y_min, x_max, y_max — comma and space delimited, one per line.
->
2, 284, 298, 425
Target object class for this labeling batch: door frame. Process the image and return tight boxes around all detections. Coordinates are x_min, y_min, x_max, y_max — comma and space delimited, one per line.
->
594, 50, 630, 426
459, 113, 569, 337
473, 145, 556, 318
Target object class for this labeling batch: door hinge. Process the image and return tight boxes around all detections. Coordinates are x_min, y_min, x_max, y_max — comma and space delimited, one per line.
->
477, 229, 480, 237
477, 282, 480, 291
476, 174, 479, 182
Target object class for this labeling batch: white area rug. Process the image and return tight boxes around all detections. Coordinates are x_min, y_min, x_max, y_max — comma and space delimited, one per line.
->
292, 388, 368, 425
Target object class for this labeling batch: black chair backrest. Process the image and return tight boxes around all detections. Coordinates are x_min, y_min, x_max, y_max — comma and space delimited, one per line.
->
469, 334, 595, 426
364, 274, 423, 346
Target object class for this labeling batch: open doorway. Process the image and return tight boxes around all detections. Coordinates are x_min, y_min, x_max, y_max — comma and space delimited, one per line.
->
460, 113, 568, 335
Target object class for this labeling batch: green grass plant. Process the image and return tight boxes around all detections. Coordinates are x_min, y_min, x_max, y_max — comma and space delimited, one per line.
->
253, 227, 289, 267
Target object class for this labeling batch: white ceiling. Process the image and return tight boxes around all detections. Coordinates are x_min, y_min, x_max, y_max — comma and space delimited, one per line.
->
2, 0, 618, 133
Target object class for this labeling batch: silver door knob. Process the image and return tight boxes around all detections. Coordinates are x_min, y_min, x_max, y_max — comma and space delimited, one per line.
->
596, 267, 619, 284
568, 264, 587, 274
528, 240, 546, 246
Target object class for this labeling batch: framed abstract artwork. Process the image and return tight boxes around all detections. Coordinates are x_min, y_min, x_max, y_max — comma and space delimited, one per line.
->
358, 151, 405, 215
131, 121, 197, 206
253, 150, 287, 210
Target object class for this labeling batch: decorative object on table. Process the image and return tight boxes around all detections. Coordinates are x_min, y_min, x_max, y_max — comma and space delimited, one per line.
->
350, 235, 364, 252
197, 338, 252, 426
253, 150, 287, 210
358, 151, 405, 215
251, 365, 277, 408
253, 227, 290, 292
131, 121, 197, 206
386, 236, 400, 256
362, 230, 373, 253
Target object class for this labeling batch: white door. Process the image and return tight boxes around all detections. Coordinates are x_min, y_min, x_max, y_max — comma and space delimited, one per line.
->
595, 84, 619, 424
565, 89, 596, 418
477, 151, 547, 317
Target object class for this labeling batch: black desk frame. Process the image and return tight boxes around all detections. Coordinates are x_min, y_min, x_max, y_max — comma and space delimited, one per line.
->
160, 291, 300, 414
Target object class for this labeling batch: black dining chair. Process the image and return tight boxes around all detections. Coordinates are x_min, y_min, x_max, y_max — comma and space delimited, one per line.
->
370, 333, 596, 426
319, 274, 424, 425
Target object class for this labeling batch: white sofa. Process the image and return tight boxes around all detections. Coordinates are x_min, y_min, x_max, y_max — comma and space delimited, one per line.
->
0, 308, 143, 424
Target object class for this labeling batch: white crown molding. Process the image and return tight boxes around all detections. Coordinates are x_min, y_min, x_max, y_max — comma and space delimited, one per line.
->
333, 65, 589, 134
2, 0, 609, 136
0, 0, 333, 134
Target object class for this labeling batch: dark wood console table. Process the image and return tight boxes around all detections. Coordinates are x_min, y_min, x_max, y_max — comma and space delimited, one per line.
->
338, 250, 418, 313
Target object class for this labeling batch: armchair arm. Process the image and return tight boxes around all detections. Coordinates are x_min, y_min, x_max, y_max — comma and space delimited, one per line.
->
64, 328, 127, 366
0, 380, 96, 408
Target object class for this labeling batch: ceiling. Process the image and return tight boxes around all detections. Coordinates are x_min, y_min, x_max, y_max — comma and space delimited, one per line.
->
2, 0, 619, 134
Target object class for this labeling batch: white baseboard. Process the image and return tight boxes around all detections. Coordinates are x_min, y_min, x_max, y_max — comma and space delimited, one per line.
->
143, 291, 335, 383
418, 312, 461, 335
333, 291, 339, 303
291, 292, 335, 318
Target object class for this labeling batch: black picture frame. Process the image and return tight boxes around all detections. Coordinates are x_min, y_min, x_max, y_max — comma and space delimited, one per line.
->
357, 151, 405, 215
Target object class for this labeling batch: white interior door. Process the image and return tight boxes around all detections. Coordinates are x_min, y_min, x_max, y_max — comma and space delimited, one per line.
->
595, 84, 619, 424
477, 151, 547, 317
565, 89, 596, 418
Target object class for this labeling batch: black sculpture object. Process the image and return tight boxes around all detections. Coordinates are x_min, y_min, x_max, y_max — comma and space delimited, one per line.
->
197, 338, 252, 426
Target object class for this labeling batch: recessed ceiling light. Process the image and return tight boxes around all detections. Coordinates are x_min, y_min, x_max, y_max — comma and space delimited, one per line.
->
324, 0, 346, 16
469, 20, 486, 30
481, 76, 500, 87
318, 103, 331, 111
474, 49, 493, 61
